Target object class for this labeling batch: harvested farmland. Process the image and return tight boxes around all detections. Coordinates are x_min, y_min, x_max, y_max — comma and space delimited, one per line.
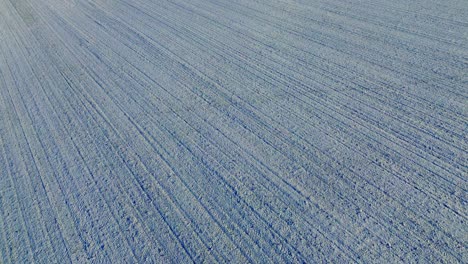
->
0, 0, 466, 263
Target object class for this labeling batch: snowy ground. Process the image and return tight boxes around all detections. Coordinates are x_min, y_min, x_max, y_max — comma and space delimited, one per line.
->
0, 0, 466, 263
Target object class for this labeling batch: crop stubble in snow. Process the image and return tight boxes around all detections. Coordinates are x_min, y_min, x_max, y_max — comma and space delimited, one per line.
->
0, 0, 467, 263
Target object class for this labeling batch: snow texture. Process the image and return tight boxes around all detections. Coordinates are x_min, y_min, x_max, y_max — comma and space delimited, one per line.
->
0, 0, 467, 263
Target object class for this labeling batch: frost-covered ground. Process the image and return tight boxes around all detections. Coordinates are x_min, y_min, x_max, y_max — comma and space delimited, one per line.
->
0, 0, 466, 263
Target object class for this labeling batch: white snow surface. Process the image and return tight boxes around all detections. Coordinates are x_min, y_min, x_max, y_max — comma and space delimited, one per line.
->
0, 0, 467, 263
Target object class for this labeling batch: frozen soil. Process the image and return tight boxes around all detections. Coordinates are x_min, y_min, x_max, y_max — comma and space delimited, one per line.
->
0, 0, 466, 263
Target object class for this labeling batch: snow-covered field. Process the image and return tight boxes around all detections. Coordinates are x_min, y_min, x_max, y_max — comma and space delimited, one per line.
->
0, 0, 466, 263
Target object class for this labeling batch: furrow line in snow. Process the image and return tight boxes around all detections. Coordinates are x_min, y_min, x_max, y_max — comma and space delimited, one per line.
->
71, 4, 466, 260
78, 0, 466, 256
192, 0, 467, 127
114, 0, 468, 176
32, 6, 252, 262
116, 0, 464, 208
50, 4, 366, 260
186, 0, 467, 97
